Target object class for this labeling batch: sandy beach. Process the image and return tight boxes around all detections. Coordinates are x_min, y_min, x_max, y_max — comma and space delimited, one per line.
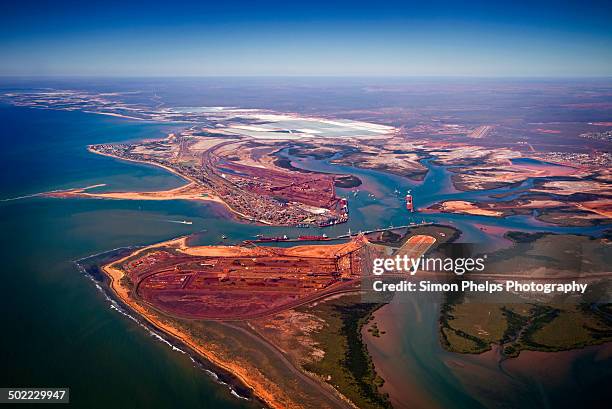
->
45, 181, 222, 202
45, 146, 279, 225
435, 201, 504, 217
100, 237, 310, 409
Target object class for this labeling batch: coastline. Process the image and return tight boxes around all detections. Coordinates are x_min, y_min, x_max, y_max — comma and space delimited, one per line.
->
3, 78, 611, 409
87, 146, 198, 186
96, 236, 345, 409
97, 238, 278, 406
82, 146, 277, 225
76, 247, 257, 404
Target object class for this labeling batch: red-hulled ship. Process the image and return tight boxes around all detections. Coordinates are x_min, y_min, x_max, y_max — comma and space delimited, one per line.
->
298, 234, 329, 241
406, 194, 414, 212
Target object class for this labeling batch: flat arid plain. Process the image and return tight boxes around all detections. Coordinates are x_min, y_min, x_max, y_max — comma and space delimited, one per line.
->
1, 78, 610, 409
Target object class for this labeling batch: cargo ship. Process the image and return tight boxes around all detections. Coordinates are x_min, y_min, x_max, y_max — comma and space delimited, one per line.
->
406, 193, 414, 212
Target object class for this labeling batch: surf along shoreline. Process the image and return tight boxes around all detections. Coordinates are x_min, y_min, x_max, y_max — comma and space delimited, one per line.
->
83, 238, 269, 408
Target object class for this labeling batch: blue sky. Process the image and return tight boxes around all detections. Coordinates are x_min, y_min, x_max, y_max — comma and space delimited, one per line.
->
1, 0, 611, 76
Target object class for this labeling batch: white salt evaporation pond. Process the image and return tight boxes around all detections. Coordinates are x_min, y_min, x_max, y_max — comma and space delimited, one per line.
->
170, 107, 396, 139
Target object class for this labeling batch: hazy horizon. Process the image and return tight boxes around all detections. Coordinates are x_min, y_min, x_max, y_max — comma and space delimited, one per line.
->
2, 1, 611, 77
2, 75, 612, 79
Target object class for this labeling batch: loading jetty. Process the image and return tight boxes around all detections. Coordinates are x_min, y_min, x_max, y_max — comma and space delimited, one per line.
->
242, 222, 434, 244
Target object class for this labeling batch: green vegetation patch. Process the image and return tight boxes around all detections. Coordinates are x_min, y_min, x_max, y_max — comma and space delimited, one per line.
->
441, 327, 481, 353
299, 295, 391, 409
529, 304, 612, 349
440, 233, 612, 357
440, 300, 612, 357
449, 303, 507, 344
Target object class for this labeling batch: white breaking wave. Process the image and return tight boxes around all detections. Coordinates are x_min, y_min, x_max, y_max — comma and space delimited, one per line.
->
230, 389, 250, 400
73, 253, 250, 402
